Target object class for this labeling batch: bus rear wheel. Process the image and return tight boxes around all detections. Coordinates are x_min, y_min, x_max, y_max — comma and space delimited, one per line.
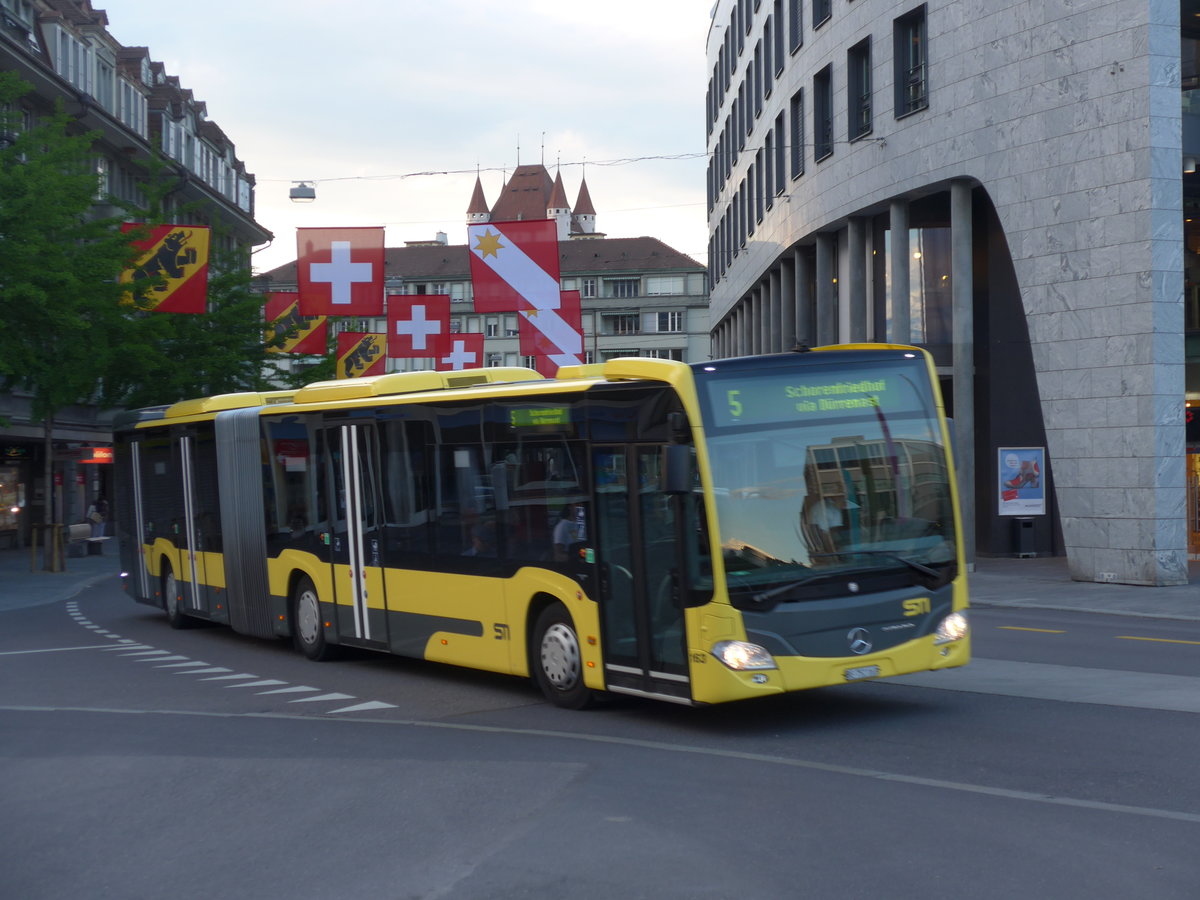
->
292, 575, 337, 661
532, 602, 593, 709
162, 564, 192, 629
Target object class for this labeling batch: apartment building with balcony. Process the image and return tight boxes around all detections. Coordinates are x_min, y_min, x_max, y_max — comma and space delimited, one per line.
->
704, 0, 1198, 584
0, 0, 269, 541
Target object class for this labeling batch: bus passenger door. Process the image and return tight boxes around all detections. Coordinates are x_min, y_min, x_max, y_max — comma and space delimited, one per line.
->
592, 445, 690, 702
324, 422, 390, 649
173, 432, 211, 617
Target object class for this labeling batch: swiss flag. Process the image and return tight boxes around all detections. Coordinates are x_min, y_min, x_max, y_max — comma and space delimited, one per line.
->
297, 227, 385, 316
435, 333, 485, 371
387, 295, 450, 358
467, 219, 560, 313
520, 290, 583, 376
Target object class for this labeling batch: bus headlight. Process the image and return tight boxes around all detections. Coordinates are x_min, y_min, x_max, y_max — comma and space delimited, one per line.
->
934, 611, 969, 644
711, 641, 777, 671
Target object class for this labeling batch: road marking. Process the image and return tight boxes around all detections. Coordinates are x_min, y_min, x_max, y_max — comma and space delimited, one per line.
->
0, 644, 128, 656
998, 626, 1066, 633
174, 667, 232, 675
255, 686, 320, 695
154, 661, 212, 669
1116, 636, 1200, 646
288, 692, 355, 704
327, 701, 398, 714
133, 655, 188, 663
198, 674, 260, 682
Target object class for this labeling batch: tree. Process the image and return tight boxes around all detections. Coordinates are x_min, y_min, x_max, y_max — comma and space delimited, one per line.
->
0, 72, 138, 533
0, 72, 323, 547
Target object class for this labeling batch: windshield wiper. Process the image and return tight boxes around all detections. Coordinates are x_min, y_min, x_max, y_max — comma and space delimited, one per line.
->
811, 550, 941, 578
747, 571, 828, 606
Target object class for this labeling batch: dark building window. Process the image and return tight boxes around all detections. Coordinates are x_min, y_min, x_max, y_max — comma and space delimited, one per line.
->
895, 5, 928, 117
773, 0, 785, 72
848, 37, 872, 140
790, 88, 804, 178
814, 65, 833, 161
774, 111, 786, 193
813, 0, 831, 29
788, 0, 803, 52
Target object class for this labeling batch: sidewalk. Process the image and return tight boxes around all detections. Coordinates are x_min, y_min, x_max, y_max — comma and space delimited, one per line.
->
970, 556, 1199, 621
0, 543, 123, 612
0, 544, 1195, 619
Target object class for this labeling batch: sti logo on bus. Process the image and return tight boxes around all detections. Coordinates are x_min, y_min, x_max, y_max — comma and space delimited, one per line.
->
903, 597, 931, 617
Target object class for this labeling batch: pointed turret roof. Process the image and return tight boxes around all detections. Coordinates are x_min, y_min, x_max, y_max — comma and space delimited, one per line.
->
548, 170, 570, 210
466, 175, 489, 215
573, 176, 596, 216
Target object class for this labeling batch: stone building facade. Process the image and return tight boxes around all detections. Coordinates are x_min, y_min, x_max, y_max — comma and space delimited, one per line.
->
704, 0, 1197, 585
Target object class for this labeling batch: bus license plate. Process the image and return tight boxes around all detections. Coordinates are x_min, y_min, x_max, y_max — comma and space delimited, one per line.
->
844, 665, 880, 681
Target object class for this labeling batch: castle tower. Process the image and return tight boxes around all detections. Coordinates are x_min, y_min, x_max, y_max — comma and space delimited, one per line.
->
547, 170, 571, 240
572, 175, 596, 235
466, 174, 490, 225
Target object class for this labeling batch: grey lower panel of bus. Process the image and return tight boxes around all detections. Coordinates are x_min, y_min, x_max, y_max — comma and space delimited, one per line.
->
380, 611, 485, 657
216, 408, 276, 639
742, 583, 953, 658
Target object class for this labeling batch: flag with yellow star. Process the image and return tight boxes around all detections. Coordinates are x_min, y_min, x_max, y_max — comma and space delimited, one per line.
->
466, 219, 561, 313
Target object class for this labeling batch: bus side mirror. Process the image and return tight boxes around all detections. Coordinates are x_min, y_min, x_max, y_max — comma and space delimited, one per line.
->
663, 444, 691, 495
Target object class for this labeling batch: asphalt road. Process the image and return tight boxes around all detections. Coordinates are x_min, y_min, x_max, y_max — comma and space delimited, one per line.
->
1, 578, 1197, 899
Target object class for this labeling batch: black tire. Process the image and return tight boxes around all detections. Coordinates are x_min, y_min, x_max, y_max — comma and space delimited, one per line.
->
292, 575, 338, 661
531, 602, 593, 709
162, 564, 192, 629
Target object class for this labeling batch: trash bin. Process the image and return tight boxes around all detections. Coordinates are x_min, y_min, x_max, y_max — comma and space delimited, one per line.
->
1014, 517, 1036, 558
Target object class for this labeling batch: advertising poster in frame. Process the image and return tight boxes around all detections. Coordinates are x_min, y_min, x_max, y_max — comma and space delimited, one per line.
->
998, 447, 1046, 516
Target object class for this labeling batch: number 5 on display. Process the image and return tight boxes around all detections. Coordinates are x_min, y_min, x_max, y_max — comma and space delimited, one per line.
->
727, 390, 742, 418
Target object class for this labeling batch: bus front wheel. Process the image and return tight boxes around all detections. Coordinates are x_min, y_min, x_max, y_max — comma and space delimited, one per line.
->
292, 575, 337, 661
532, 603, 593, 709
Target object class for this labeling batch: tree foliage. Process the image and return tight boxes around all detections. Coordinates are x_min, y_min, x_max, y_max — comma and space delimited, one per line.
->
0, 71, 137, 422
0, 71, 334, 418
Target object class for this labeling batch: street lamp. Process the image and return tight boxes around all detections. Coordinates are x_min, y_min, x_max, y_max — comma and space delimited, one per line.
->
289, 181, 316, 202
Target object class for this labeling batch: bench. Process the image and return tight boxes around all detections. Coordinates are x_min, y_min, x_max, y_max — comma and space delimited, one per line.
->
65, 523, 111, 557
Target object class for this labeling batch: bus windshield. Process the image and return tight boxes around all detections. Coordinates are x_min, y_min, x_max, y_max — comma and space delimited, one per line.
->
696, 354, 957, 604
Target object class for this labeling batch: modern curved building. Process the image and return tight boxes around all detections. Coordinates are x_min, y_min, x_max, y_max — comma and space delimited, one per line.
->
705, 0, 1199, 585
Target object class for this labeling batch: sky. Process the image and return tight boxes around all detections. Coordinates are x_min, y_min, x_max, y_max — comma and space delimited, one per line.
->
99, 0, 716, 275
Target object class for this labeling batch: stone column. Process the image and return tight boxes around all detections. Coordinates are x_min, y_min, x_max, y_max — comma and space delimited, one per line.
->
952, 180, 975, 566
890, 199, 911, 344
847, 217, 867, 342
780, 255, 797, 351
795, 247, 813, 347
815, 233, 836, 346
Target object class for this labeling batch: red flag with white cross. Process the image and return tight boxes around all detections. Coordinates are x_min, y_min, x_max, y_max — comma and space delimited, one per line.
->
387, 294, 450, 358
467, 219, 561, 313
434, 333, 485, 371
296, 227, 385, 316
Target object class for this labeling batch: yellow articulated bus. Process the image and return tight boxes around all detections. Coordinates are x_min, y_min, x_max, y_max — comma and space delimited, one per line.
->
114, 345, 969, 707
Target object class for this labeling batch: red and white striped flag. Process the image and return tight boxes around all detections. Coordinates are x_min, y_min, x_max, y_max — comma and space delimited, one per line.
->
467, 219, 561, 312
520, 290, 584, 376
297, 227, 385, 316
